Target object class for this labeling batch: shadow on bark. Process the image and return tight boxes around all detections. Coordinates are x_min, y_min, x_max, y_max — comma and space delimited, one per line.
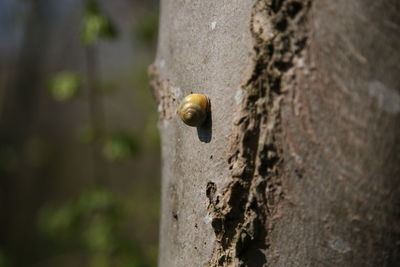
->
197, 107, 212, 143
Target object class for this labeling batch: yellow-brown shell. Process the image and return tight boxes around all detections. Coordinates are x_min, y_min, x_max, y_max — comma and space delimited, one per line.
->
178, 94, 209, 127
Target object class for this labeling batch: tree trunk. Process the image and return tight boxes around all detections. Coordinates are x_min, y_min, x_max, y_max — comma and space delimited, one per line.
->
150, 0, 400, 266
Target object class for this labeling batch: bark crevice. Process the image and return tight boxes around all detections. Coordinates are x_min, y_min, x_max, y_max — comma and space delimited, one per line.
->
207, 0, 312, 266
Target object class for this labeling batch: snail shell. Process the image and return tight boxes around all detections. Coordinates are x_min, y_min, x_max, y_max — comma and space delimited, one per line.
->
178, 94, 210, 127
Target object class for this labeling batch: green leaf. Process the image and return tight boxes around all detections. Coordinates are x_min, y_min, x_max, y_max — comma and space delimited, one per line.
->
76, 188, 113, 212
38, 204, 77, 241
37, 188, 152, 266
83, 217, 114, 251
49, 72, 81, 101
81, 0, 117, 46
103, 134, 140, 162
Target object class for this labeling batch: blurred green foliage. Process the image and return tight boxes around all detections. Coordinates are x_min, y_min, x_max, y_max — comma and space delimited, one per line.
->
103, 134, 140, 162
132, 66, 153, 106
38, 188, 151, 267
143, 114, 160, 148
130, 65, 160, 149
0, 146, 17, 173
25, 137, 51, 168
134, 12, 158, 47
0, 1, 160, 267
81, 0, 117, 46
79, 125, 97, 144
49, 72, 81, 101
0, 251, 9, 267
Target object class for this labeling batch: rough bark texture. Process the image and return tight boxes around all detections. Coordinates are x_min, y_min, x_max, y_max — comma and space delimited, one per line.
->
151, 0, 400, 266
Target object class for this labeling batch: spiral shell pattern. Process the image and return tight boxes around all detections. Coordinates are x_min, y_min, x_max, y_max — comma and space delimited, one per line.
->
178, 94, 209, 127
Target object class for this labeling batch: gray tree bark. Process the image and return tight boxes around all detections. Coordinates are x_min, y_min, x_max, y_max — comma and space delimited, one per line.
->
150, 0, 400, 266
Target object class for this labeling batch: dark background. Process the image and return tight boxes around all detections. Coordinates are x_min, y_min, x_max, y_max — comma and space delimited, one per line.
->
0, 0, 160, 266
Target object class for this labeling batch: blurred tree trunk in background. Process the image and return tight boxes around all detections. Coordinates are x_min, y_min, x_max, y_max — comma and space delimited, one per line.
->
152, 0, 400, 266
0, 1, 161, 266
0, 1, 50, 260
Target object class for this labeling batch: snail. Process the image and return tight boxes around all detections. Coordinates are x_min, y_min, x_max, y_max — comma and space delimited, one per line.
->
178, 94, 210, 127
